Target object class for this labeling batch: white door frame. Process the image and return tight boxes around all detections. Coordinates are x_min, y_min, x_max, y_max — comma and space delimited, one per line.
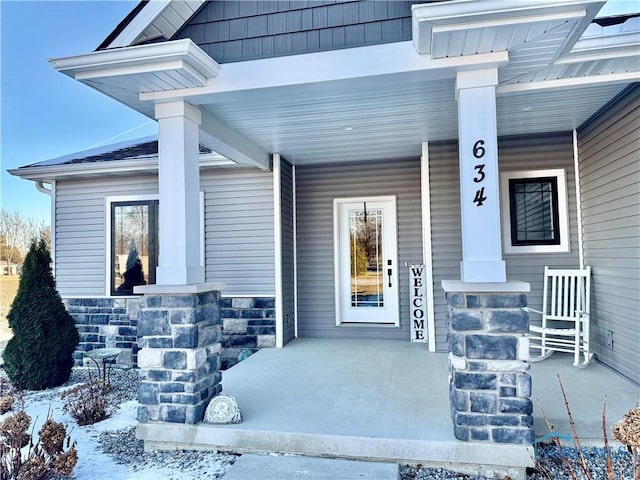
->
333, 195, 399, 326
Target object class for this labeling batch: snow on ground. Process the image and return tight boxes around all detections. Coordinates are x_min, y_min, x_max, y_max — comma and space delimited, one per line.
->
0, 371, 236, 480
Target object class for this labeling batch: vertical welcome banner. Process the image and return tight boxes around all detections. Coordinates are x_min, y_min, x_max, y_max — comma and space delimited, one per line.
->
409, 265, 427, 343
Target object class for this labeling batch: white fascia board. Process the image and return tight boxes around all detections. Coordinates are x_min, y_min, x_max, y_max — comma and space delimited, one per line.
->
412, 0, 604, 55
433, 9, 586, 34
412, 0, 604, 20
140, 43, 510, 103
557, 31, 640, 63
50, 39, 219, 83
496, 71, 638, 94
8, 154, 234, 182
108, 1, 171, 48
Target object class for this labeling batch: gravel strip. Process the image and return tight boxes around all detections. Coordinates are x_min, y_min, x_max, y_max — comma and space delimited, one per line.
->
97, 426, 238, 479
400, 445, 637, 480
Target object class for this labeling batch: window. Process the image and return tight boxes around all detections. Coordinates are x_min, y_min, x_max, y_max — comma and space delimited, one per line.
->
109, 198, 159, 296
500, 169, 569, 254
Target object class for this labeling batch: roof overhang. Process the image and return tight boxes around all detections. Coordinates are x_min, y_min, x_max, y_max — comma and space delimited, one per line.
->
51, 39, 220, 89
8, 135, 237, 182
412, 0, 605, 58
9, 153, 237, 183
37, 1, 639, 169
50, 39, 271, 170
104, 0, 206, 49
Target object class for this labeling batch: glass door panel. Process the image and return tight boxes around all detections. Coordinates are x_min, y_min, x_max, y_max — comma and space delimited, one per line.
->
335, 197, 398, 325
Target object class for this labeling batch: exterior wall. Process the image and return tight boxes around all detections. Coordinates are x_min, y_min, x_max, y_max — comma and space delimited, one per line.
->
577, 85, 640, 385
428, 134, 581, 351
175, 0, 419, 63
220, 297, 276, 369
55, 175, 158, 297
54, 168, 274, 298
67, 294, 275, 371
56, 167, 277, 368
65, 297, 139, 368
295, 158, 422, 341
201, 167, 275, 295
281, 160, 296, 344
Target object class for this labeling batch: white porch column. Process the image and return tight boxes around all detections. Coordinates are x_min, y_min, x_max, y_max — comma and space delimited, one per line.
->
155, 100, 204, 285
456, 68, 506, 283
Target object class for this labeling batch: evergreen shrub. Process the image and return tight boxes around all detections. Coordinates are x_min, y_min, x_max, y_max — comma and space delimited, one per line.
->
2, 237, 79, 390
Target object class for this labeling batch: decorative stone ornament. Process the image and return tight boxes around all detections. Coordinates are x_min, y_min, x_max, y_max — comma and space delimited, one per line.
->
237, 349, 254, 363
204, 394, 242, 424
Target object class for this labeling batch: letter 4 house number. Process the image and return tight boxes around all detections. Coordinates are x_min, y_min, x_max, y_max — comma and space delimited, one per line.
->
472, 140, 487, 207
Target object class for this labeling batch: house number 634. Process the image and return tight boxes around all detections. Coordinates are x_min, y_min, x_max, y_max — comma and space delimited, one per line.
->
472, 140, 487, 207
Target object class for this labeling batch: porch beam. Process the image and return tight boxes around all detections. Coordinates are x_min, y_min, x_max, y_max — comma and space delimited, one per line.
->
455, 68, 506, 283
154, 100, 204, 285
199, 108, 271, 170
496, 71, 639, 94
139, 45, 509, 103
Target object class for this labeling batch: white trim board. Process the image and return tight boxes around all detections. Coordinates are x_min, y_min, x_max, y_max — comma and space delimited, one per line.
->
273, 154, 284, 349
420, 143, 436, 352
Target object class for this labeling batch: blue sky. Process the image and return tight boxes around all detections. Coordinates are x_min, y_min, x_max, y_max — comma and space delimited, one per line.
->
1, 1, 157, 224
0, 1, 637, 225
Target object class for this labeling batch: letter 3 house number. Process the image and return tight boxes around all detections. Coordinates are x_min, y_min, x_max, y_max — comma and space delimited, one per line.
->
472, 140, 487, 207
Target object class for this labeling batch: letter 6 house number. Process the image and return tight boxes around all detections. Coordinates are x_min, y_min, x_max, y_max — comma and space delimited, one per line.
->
472, 140, 487, 207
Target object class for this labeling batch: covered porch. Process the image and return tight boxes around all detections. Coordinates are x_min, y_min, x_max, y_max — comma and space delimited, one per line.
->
137, 338, 639, 477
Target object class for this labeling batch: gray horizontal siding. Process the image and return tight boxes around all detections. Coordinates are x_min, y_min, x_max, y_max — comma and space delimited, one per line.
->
54, 169, 275, 298
499, 132, 581, 309
201, 168, 275, 295
281, 160, 296, 344
175, 1, 424, 63
578, 85, 640, 385
428, 134, 580, 351
296, 158, 422, 341
427, 142, 462, 351
54, 176, 158, 297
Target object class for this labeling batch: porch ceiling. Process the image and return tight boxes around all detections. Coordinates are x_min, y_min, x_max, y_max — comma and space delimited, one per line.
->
190, 76, 628, 165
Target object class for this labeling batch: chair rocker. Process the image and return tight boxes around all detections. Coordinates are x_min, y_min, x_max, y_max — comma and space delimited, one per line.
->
527, 266, 593, 368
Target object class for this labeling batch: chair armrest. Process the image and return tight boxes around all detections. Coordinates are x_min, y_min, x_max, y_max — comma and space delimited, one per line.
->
525, 307, 543, 316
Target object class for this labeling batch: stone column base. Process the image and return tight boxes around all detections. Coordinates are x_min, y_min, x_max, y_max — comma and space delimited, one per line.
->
135, 285, 223, 425
443, 280, 534, 445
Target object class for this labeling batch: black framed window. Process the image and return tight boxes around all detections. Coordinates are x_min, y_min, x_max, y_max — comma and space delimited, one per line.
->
508, 177, 560, 246
111, 200, 159, 296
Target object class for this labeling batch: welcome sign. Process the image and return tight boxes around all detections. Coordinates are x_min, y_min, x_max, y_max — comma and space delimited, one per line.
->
409, 265, 427, 343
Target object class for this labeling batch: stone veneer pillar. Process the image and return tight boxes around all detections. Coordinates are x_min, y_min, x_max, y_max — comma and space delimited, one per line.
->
442, 280, 534, 445
135, 284, 223, 425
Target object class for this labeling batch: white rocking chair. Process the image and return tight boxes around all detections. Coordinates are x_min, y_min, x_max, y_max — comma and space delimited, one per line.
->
527, 266, 593, 368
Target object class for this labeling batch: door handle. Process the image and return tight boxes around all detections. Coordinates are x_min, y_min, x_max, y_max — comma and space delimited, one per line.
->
387, 260, 392, 287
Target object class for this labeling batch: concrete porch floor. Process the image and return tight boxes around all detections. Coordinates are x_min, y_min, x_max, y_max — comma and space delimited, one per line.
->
138, 338, 639, 477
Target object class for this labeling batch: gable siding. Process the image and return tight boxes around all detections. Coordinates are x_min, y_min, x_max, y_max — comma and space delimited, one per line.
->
578, 86, 640, 385
428, 134, 580, 351
295, 158, 422, 341
54, 175, 159, 297
175, 0, 421, 63
280, 159, 296, 344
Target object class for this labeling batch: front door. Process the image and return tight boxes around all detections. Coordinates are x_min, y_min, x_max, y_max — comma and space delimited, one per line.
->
334, 196, 399, 325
